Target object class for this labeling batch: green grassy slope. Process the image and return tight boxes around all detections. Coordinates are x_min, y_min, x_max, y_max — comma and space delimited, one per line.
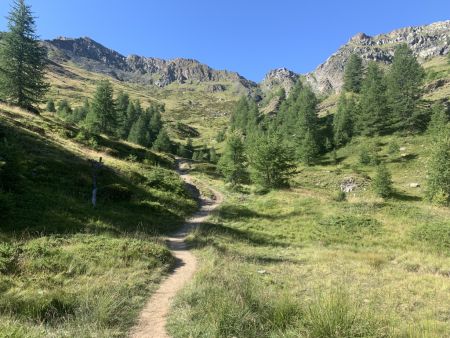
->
168, 132, 450, 337
0, 104, 196, 336
46, 61, 239, 147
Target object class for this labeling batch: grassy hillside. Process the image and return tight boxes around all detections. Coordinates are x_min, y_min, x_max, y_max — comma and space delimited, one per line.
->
0, 104, 196, 336
168, 133, 450, 337
46, 61, 239, 147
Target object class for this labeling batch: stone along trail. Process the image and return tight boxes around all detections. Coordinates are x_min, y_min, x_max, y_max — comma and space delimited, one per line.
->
130, 161, 223, 338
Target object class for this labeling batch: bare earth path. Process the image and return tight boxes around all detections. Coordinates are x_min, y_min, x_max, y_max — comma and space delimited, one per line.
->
130, 161, 223, 338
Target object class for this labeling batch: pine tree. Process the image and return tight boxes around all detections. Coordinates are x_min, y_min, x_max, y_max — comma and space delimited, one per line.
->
186, 138, 194, 159
359, 62, 388, 136
387, 44, 425, 132
152, 129, 172, 153
116, 91, 130, 138
372, 164, 394, 198
149, 108, 163, 144
0, 0, 49, 111
85, 80, 117, 134
56, 99, 72, 118
247, 132, 295, 189
46, 99, 56, 112
230, 96, 259, 135
128, 111, 151, 147
217, 132, 248, 186
426, 129, 450, 205
343, 54, 363, 93
333, 93, 355, 147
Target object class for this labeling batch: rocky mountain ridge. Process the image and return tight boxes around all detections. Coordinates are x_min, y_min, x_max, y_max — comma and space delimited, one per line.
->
42, 20, 450, 96
44, 37, 256, 90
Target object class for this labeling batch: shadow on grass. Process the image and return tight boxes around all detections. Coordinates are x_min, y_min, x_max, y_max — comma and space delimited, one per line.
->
391, 191, 422, 202
217, 204, 305, 221
390, 154, 418, 163
189, 222, 291, 249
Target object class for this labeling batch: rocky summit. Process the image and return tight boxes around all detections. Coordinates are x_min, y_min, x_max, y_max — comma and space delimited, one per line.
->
304, 20, 450, 94
44, 37, 256, 90
43, 21, 450, 97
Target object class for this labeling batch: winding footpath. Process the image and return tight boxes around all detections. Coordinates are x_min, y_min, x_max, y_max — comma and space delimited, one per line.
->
130, 161, 223, 338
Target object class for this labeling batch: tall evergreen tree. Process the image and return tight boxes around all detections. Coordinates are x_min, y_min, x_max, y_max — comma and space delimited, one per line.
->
247, 132, 295, 188
128, 110, 151, 147
333, 93, 355, 147
372, 164, 394, 198
85, 80, 117, 134
217, 132, 248, 186
116, 91, 130, 138
387, 44, 425, 132
149, 107, 163, 144
46, 99, 56, 112
152, 129, 172, 153
343, 54, 363, 93
0, 0, 49, 111
358, 62, 388, 136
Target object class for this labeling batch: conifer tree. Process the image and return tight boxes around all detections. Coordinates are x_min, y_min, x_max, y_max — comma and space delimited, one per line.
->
247, 132, 295, 188
186, 138, 194, 159
128, 110, 151, 147
116, 91, 130, 138
343, 54, 363, 93
152, 129, 172, 153
149, 108, 163, 144
217, 132, 248, 186
56, 99, 72, 118
359, 62, 388, 136
333, 93, 355, 147
46, 99, 56, 113
387, 44, 425, 132
85, 80, 117, 134
426, 128, 450, 205
372, 164, 394, 198
0, 0, 49, 111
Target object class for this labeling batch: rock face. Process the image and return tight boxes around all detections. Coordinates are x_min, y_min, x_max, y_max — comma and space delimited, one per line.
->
44, 37, 256, 90
304, 21, 450, 94
260, 68, 299, 94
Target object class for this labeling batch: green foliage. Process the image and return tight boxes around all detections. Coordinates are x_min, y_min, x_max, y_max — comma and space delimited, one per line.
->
67, 99, 89, 125
115, 91, 130, 138
333, 93, 355, 147
427, 103, 449, 138
0, 137, 23, 192
56, 99, 72, 118
343, 54, 363, 93
85, 80, 117, 135
46, 99, 56, 113
152, 129, 172, 153
217, 132, 248, 186
247, 132, 295, 189
128, 110, 151, 147
209, 147, 218, 164
426, 131, 450, 205
230, 96, 259, 135
387, 141, 400, 156
334, 190, 347, 202
276, 82, 320, 164
387, 44, 426, 132
372, 164, 393, 198
359, 143, 380, 166
0, 0, 49, 111
99, 184, 133, 202
358, 62, 388, 136
303, 290, 386, 338
412, 221, 450, 252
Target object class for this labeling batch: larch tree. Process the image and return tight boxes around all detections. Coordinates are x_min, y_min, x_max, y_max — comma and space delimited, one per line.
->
0, 0, 49, 111
343, 54, 363, 93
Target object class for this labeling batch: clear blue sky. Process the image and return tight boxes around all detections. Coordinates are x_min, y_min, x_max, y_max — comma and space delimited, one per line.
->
0, 0, 449, 81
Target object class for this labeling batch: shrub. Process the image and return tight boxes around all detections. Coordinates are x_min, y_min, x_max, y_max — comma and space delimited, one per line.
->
0, 242, 19, 274
334, 190, 347, 202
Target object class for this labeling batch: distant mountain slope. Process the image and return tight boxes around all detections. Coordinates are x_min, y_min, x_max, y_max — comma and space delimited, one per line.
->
44, 37, 256, 90
259, 21, 450, 96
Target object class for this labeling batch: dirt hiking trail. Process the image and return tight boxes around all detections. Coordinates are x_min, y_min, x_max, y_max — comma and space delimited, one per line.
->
130, 160, 223, 338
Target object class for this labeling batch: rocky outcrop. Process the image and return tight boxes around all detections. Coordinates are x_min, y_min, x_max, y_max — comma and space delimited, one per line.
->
305, 21, 450, 94
44, 37, 256, 91
260, 68, 299, 94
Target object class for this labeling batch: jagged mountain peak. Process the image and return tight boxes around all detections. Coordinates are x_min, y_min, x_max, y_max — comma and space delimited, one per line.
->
306, 20, 450, 94
261, 67, 299, 94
